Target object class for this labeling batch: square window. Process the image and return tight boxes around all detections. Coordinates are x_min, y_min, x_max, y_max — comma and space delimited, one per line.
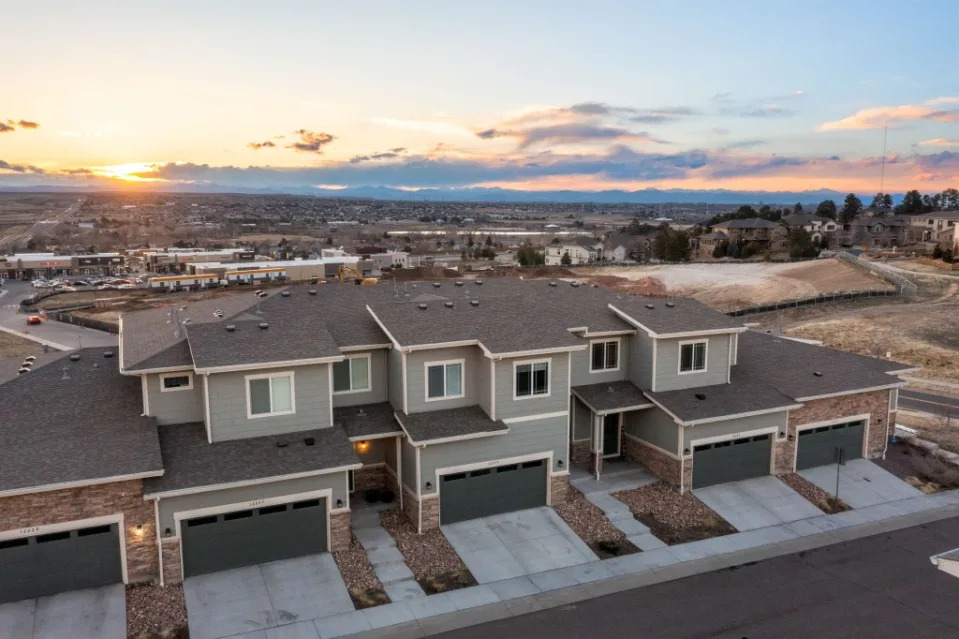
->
516, 361, 549, 398
248, 374, 295, 417
333, 356, 371, 393
679, 341, 707, 373
426, 362, 464, 400
590, 340, 619, 372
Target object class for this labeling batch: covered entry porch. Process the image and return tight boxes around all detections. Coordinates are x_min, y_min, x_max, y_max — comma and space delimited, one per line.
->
571, 381, 655, 479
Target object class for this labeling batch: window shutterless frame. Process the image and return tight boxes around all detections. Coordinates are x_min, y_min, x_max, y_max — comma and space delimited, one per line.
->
589, 338, 620, 373
159, 371, 194, 392
424, 359, 466, 402
513, 358, 551, 400
332, 354, 372, 394
245, 370, 296, 419
677, 339, 708, 375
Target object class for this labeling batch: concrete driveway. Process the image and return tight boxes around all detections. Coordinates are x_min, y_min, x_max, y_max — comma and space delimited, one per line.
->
799, 459, 924, 509
694, 476, 823, 531
441, 507, 596, 584
0, 584, 125, 639
184, 554, 354, 639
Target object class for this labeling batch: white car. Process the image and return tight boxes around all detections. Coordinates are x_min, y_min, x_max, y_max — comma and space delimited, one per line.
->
116, 283, 137, 290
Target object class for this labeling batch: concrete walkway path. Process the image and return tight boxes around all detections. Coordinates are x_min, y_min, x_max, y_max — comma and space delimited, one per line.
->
352, 504, 426, 603
569, 461, 657, 496
0, 584, 125, 639
584, 492, 667, 551
694, 476, 823, 531
799, 459, 924, 509
442, 508, 596, 584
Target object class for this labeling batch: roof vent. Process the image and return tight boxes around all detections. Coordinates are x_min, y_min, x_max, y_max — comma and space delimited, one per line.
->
418, 303, 428, 310
475, 279, 483, 285
304, 437, 315, 446
225, 324, 236, 332
432, 282, 441, 288
470, 299, 480, 306
645, 303, 655, 310
308, 289, 317, 295
548, 281, 558, 287
23, 355, 36, 362
454, 281, 464, 287
695, 393, 706, 400
21, 360, 33, 368
665, 301, 675, 308
276, 441, 288, 448
444, 301, 454, 308
813, 371, 823, 377
281, 291, 291, 297
258, 322, 269, 330
103, 351, 114, 358
69, 354, 80, 362
18, 367, 29, 375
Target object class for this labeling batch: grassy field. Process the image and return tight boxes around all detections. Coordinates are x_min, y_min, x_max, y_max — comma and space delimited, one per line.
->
0, 330, 44, 359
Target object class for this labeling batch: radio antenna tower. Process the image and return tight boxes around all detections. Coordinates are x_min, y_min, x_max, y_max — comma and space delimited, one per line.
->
879, 124, 888, 197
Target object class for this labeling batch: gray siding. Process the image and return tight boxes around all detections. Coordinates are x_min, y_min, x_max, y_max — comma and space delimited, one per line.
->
625, 407, 679, 455
570, 337, 628, 387
387, 349, 403, 411
156, 472, 349, 532
405, 346, 482, 414
146, 372, 204, 425
384, 437, 397, 472
400, 437, 417, 491
418, 414, 567, 496
572, 396, 592, 441
332, 349, 389, 408
683, 410, 788, 449
654, 334, 731, 392
626, 333, 654, 390
493, 353, 570, 421
476, 357, 492, 416
206, 364, 332, 442
355, 436, 388, 465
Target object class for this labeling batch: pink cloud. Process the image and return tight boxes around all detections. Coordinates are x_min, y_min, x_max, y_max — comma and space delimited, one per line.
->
818, 98, 959, 131
920, 138, 959, 146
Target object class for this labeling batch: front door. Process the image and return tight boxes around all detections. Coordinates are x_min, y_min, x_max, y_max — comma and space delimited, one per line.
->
602, 413, 621, 458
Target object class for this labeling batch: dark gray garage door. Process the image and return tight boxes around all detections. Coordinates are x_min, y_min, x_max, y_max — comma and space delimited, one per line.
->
440, 459, 548, 525
693, 434, 772, 489
0, 523, 122, 603
182, 498, 327, 578
796, 421, 864, 470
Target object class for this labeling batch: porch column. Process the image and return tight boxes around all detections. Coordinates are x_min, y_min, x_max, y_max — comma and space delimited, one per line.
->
589, 412, 604, 479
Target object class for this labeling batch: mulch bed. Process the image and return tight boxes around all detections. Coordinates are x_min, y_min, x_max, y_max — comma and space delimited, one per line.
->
332, 535, 390, 609
777, 473, 851, 514
380, 508, 477, 595
614, 482, 735, 545
126, 583, 188, 639
553, 486, 640, 559
873, 442, 959, 494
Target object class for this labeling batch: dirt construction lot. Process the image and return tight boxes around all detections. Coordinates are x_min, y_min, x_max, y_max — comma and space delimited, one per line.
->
577, 259, 891, 311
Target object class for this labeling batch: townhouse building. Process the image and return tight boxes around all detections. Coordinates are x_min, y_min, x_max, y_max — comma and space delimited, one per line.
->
545, 237, 604, 265
0, 278, 913, 603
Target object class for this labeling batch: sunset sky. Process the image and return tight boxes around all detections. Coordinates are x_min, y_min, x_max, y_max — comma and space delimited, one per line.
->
2, 0, 957, 194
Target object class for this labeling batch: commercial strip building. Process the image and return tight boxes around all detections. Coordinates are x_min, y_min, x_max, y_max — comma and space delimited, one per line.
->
0, 278, 914, 601
0, 252, 123, 279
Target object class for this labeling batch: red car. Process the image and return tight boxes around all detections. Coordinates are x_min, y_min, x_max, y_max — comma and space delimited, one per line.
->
26, 316, 43, 325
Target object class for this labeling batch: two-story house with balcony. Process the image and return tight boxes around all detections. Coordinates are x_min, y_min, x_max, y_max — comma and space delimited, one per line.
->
0, 278, 915, 602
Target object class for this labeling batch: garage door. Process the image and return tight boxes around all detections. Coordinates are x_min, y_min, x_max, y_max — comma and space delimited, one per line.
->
796, 421, 864, 470
181, 497, 327, 578
0, 523, 122, 603
440, 459, 548, 525
693, 434, 772, 489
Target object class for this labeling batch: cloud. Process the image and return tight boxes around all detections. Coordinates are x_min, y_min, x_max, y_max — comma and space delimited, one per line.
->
707, 154, 806, 179
476, 122, 666, 148
17, 120, 39, 129
372, 117, 475, 138
712, 92, 734, 103
919, 138, 959, 147
0, 123, 13, 133
0, 160, 45, 173
724, 139, 767, 149
59, 168, 93, 175
286, 129, 335, 153
818, 98, 959, 131
349, 148, 409, 164
247, 140, 276, 150
725, 104, 794, 118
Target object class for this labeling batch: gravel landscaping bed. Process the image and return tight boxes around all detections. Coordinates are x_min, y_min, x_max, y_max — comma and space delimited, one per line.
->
614, 482, 735, 545
380, 508, 477, 595
778, 473, 851, 514
553, 486, 640, 558
873, 442, 959, 494
126, 583, 188, 639
332, 535, 390, 609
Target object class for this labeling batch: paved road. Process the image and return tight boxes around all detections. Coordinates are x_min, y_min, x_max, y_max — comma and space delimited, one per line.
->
0, 198, 84, 250
0, 279, 117, 350
437, 516, 959, 639
901, 389, 959, 418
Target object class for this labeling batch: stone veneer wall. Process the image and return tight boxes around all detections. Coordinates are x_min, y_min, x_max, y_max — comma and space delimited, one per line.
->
623, 434, 682, 488
570, 440, 590, 465
420, 496, 439, 531
0, 479, 158, 583
330, 511, 351, 551
160, 537, 182, 584
353, 465, 387, 493
550, 474, 570, 504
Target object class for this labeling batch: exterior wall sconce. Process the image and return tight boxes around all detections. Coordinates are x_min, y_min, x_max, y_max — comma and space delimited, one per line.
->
336, 498, 343, 508
356, 441, 370, 453
779, 431, 786, 439
683, 448, 690, 456
788, 434, 795, 442
557, 459, 564, 469
135, 524, 144, 537
164, 527, 172, 537
425, 481, 433, 491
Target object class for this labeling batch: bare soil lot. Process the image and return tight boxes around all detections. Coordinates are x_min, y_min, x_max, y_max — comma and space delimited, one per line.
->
0, 330, 43, 358
333, 535, 390, 609
897, 413, 959, 455
380, 508, 477, 595
577, 259, 891, 311
873, 442, 959, 494
777, 473, 850, 514
553, 486, 639, 559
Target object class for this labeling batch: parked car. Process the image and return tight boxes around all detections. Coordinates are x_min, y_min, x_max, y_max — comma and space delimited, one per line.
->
73, 280, 89, 286
26, 316, 42, 325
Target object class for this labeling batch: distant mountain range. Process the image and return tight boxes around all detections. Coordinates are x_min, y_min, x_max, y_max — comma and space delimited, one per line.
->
0, 183, 886, 205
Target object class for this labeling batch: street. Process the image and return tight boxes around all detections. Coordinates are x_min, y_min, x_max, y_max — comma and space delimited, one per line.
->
437, 516, 959, 639
901, 389, 959, 419
0, 279, 117, 350
0, 199, 83, 251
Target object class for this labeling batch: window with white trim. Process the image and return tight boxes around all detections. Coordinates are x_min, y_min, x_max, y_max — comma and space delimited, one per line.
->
426, 362, 463, 400
247, 373, 295, 417
590, 339, 619, 372
160, 372, 193, 392
679, 341, 707, 373
515, 361, 549, 398
333, 355, 371, 393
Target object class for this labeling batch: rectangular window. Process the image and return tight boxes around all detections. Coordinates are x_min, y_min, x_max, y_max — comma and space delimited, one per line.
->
160, 372, 193, 392
590, 340, 619, 372
426, 362, 464, 400
515, 361, 549, 398
333, 355, 371, 393
247, 373, 295, 417
679, 341, 707, 373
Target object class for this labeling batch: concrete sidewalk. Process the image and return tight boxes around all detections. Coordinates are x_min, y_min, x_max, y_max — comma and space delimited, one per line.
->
799, 459, 923, 508
694, 476, 822, 531
0, 584, 125, 639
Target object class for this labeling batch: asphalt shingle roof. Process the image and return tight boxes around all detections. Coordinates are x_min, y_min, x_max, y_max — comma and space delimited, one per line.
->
713, 218, 780, 229
143, 422, 359, 495
609, 297, 744, 336
187, 316, 341, 370
396, 406, 508, 445
0, 350, 65, 385
0, 348, 162, 494
647, 370, 799, 424
572, 381, 652, 414
334, 403, 402, 440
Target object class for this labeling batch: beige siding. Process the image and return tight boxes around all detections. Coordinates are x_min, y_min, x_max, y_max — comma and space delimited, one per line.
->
683, 411, 788, 449
627, 332, 654, 390
146, 372, 204, 425
331, 349, 389, 408
654, 334, 731, 392
570, 336, 628, 387
493, 352, 570, 421
625, 407, 679, 454
405, 346, 483, 414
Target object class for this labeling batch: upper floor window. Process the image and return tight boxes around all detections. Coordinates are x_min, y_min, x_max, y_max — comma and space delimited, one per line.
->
515, 360, 549, 399
426, 361, 464, 401
590, 339, 619, 372
160, 372, 193, 392
247, 372, 295, 418
333, 355, 370, 394
678, 341, 707, 374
